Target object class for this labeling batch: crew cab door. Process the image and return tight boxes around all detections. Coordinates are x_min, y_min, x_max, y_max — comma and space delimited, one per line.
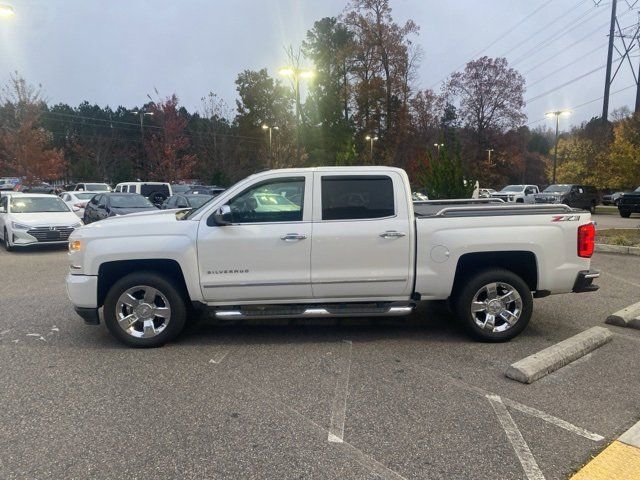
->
198, 173, 313, 302
310, 172, 413, 299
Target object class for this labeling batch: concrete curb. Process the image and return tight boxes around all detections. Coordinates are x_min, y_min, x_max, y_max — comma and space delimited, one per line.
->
571, 419, 640, 479
506, 326, 613, 384
595, 243, 640, 256
605, 301, 640, 329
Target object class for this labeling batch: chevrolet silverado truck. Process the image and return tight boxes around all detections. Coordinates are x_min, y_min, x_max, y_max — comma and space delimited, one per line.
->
66, 167, 599, 347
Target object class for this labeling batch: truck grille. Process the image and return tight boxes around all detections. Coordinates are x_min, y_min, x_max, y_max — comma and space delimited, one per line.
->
26, 226, 75, 243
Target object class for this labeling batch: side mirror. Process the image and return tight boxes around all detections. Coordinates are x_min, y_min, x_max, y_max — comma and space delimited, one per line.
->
77, 188, 84, 192
212, 205, 232, 225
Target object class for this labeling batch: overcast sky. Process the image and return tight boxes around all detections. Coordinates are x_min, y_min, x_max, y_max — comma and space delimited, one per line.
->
0, 0, 636, 130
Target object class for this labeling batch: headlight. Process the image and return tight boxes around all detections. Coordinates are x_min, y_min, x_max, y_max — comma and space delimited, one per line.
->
71, 221, 83, 228
11, 221, 30, 230
69, 240, 81, 252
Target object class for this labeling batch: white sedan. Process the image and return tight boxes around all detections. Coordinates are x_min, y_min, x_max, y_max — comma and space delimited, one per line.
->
0, 194, 82, 250
60, 191, 102, 218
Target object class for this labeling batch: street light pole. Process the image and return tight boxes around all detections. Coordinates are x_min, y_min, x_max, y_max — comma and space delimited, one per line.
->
279, 67, 314, 164
546, 110, 571, 184
434, 143, 444, 154
365, 134, 378, 163
486, 148, 494, 165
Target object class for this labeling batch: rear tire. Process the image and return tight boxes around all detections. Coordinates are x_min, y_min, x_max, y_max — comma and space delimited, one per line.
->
589, 202, 596, 214
103, 272, 187, 348
453, 268, 533, 342
619, 209, 631, 218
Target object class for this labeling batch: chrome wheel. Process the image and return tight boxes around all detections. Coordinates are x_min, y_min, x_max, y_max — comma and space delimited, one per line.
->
115, 285, 171, 339
470, 282, 523, 333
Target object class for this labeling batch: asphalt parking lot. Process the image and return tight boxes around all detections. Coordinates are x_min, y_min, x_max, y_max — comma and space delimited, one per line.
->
1, 247, 639, 480
592, 210, 640, 229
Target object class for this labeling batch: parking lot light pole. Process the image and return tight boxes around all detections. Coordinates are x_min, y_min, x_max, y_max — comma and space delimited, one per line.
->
365, 134, 378, 163
131, 109, 154, 146
262, 124, 278, 158
279, 67, 314, 164
546, 110, 571, 184
434, 143, 444, 154
486, 148, 494, 165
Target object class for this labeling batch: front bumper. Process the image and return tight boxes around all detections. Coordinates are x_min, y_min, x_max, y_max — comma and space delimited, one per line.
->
573, 270, 600, 293
75, 307, 100, 325
66, 274, 98, 308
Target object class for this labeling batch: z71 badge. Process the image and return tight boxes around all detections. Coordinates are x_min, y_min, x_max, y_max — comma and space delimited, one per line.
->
551, 215, 581, 222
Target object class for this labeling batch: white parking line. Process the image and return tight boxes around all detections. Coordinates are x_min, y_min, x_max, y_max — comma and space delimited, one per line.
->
209, 351, 229, 364
502, 397, 604, 441
244, 378, 407, 480
487, 394, 546, 480
328, 340, 353, 443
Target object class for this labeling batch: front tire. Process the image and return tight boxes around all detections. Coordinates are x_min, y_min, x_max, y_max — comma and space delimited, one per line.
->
103, 272, 187, 347
453, 269, 533, 342
619, 209, 631, 218
3, 228, 13, 251
589, 202, 596, 214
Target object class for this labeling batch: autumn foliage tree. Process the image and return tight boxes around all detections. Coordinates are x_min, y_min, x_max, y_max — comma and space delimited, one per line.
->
0, 73, 65, 182
144, 94, 196, 183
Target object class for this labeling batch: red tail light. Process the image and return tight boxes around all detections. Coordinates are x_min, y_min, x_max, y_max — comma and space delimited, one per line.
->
578, 222, 595, 258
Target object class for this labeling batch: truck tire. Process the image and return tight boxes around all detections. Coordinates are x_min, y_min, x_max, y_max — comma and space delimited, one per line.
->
619, 209, 631, 218
103, 272, 187, 347
453, 268, 533, 342
589, 201, 596, 214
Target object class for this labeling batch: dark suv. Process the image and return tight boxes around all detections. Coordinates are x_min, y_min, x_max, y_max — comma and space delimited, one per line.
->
533, 184, 599, 213
617, 186, 640, 218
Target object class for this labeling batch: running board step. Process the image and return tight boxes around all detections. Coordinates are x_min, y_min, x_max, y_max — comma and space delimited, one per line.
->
213, 303, 414, 320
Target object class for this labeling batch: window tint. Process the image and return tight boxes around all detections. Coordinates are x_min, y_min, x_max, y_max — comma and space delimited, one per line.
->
90, 195, 100, 205
228, 178, 304, 223
321, 176, 395, 220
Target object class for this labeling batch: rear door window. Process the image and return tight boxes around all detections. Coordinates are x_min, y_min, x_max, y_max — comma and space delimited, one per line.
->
321, 176, 395, 220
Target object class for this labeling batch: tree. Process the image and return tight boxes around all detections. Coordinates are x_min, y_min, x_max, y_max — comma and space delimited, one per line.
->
447, 57, 526, 145
0, 73, 65, 182
413, 145, 474, 199
606, 113, 640, 188
144, 94, 196, 183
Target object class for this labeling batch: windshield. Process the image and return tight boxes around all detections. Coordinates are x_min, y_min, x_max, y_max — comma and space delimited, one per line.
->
500, 185, 524, 192
74, 192, 96, 200
86, 183, 110, 191
635, 187, 640, 192
110, 195, 154, 208
186, 195, 213, 208
10, 196, 70, 213
543, 184, 571, 193
255, 193, 295, 206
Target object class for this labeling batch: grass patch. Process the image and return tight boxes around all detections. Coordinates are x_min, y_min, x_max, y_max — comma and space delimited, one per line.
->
596, 228, 640, 247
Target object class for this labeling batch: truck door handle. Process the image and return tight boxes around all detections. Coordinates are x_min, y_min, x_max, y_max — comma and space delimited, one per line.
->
379, 230, 406, 238
281, 233, 307, 241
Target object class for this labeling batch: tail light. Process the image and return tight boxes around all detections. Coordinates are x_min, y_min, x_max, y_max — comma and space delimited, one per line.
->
578, 222, 595, 258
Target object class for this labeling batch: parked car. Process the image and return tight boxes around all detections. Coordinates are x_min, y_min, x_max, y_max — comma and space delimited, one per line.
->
83, 193, 158, 224
161, 194, 214, 210
491, 185, 539, 203
67, 166, 598, 348
412, 192, 429, 201
114, 182, 172, 206
60, 191, 100, 218
617, 186, 640, 217
74, 182, 111, 192
602, 191, 624, 206
479, 188, 496, 198
534, 184, 599, 213
170, 184, 198, 194
15, 182, 55, 194
0, 193, 82, 250
185, 185, 225, 197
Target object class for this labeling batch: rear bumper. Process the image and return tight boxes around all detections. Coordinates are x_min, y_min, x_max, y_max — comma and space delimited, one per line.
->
573, 270, 600, 293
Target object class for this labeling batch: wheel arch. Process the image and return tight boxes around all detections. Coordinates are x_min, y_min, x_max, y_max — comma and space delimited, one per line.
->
97, 259, 189, 308
452, 251, 538, 294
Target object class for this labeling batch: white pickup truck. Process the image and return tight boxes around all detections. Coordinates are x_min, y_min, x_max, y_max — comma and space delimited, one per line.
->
66, 167, 599, 347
